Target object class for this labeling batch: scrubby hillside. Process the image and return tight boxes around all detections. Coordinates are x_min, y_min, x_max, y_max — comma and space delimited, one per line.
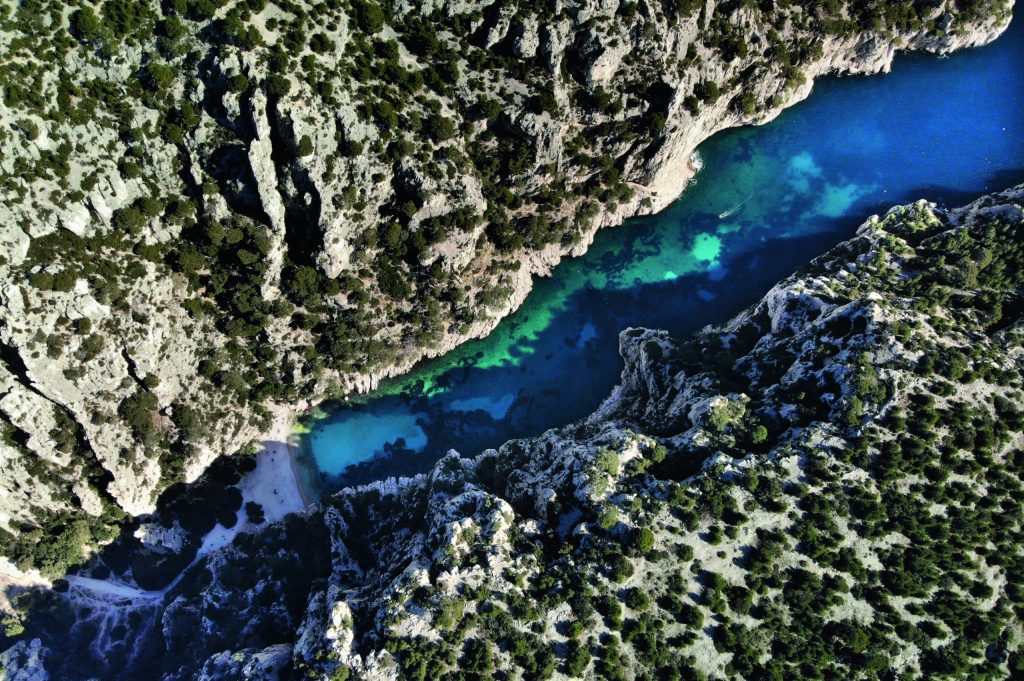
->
5, 187, 1024, 679
0, 0, 1014, 572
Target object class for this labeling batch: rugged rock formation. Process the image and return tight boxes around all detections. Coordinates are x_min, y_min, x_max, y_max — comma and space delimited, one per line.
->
4, 187, 1024, 679
0, 0, 1015, 575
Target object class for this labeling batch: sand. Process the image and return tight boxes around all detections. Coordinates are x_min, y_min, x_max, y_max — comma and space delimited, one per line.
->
197, 405, 315, 557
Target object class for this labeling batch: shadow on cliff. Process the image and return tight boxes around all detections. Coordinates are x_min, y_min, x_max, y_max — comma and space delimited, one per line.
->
5, 444, 332, 681
71, 454, 259, 592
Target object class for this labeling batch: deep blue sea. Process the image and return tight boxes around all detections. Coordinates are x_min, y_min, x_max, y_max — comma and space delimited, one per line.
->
305, 19, 1024, 486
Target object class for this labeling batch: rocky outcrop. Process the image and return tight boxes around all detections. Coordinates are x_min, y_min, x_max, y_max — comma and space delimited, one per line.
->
195, 644, 293, 681
247, 87, 290, 298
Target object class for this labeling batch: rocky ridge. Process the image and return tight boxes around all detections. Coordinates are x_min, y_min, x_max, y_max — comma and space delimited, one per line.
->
0, 0, 1015, 568
4, 186, 1024, 679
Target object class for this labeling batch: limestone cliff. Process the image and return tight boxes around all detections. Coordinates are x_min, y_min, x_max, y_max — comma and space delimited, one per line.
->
0, 0, 1015, 572
4, 186, 1024, 679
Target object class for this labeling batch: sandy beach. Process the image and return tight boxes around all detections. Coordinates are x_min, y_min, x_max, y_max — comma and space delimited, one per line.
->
195, 406, 317, 558
240, 405, 318, 521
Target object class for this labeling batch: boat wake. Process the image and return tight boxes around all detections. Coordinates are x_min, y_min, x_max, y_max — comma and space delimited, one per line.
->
719, 193, 754, 218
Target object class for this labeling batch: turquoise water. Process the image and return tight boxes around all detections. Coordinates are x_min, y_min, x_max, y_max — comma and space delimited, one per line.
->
306, 19, 1024, 485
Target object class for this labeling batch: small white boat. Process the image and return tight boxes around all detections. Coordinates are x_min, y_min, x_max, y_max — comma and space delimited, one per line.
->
719, 193, 753, 219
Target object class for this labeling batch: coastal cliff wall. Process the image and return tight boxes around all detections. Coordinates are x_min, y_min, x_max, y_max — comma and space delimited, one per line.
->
0, 0, 1015, 572
5, 185, 1024, 679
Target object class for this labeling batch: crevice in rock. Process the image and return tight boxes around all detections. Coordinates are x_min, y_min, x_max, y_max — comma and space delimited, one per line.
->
195, 48, 242, 135
120, 346, 145, 386
193, 51, 273, 228
468, 2, 507, 50
0, 335, 36, 391
0, 412, 31, 449
205, 143, 271, 223
266, 96, 324, 268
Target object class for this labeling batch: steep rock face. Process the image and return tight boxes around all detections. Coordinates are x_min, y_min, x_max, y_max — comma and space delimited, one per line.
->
0, 1, 1015, 569
5, 187, 1024, 680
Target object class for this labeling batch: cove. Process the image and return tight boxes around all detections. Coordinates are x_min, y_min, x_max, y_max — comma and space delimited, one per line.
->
305, 19, 1024, 486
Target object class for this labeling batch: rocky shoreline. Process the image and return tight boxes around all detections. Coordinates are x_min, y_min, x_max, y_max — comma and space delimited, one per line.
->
323, 15, 1015, 401
5, 184, 1024, 679
0, 0, 1016, 596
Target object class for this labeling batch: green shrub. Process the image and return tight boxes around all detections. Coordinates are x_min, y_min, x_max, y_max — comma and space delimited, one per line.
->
631, 527, 656, 554
16, 119, 40, 141
564, 639, 590, 677
119, 389, 158, 438
145, 62, 178, 90
625, 588, 651, 611
595, 448, 620, 476
352, 0, 386, 33
265, 74, 291, 97
70, 8, 103, 42
227, 74, 250, 93
113, 207, 147, 234
598, 506, 619, 529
